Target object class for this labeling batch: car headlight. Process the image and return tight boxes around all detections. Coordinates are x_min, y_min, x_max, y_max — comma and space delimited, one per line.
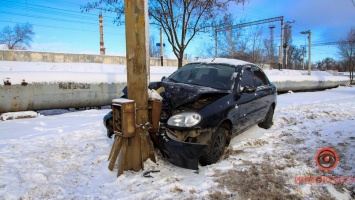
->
167, 112, 201, 127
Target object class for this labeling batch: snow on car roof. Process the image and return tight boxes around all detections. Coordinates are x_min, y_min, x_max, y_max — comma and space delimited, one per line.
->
190, 58, 252, 66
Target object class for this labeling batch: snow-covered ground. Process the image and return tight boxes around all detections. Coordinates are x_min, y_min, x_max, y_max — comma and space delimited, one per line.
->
0, 60, 354, 199
0, 86, 354, 199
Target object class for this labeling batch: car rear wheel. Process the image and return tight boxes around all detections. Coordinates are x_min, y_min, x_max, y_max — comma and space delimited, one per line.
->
258, 105, 274, 129
199, 126, 227, 166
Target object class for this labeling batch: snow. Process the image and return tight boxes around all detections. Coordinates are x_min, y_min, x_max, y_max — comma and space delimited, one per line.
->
192, 58, 252, 66
0, 61, 348, 87
0, 61, 177, 85
0, 61, 354, 199
0, 111, 38, 121
148, 89, 163, 101
112, 98, 135, 104
0, 86, 354, 199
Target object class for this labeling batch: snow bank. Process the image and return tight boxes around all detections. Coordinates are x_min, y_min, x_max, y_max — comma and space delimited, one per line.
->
0, 111, 38, 121
0, 61, 177, 85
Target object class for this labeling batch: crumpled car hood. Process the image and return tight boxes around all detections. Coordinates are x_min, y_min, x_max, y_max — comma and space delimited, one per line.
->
149, 81, 229, 109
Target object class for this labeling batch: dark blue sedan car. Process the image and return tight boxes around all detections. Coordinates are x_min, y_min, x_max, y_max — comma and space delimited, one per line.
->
104, 58, 277, 170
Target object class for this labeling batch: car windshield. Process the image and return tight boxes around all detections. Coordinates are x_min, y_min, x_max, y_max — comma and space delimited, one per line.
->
168, 63, 237, 90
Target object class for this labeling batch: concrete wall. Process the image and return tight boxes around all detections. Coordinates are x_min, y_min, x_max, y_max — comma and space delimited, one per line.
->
0, 82, 127, 113
0, 50, 189, 67
0, 76, 349, 113
272, 79, 349, 93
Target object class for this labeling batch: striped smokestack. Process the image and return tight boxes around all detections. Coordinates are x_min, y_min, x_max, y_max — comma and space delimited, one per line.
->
99, 13, 106, 55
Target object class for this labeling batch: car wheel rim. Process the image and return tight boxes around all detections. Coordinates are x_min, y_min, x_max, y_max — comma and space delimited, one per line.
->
212, 134, 225, 161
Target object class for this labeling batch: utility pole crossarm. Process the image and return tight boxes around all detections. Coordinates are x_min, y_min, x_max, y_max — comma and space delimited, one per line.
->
214, 16, 284, 61
215, 16, 284, 32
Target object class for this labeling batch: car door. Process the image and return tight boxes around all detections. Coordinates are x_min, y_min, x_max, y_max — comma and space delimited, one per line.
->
252, 66, 274, 122
234, 67, 259, 132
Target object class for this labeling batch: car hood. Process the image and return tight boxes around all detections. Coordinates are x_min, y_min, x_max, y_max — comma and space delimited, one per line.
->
149, 81, 229, 109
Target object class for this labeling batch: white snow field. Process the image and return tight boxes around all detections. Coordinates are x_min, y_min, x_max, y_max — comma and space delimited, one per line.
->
0, 60, 354, 199
0, 86, 354, 199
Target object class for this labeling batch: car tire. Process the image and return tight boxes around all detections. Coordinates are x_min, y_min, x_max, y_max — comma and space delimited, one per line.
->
199, 126, 227, 166
258, 105, 274, 129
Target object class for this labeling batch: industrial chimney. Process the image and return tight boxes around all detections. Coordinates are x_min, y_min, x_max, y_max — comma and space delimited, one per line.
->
99, 13, 106, 55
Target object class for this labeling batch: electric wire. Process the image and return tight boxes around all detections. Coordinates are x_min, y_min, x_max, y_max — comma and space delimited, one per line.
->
0, 20, 125, 35
0, 0, 124, 35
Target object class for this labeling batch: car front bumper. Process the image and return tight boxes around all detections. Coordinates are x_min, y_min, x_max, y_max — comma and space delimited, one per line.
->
158, 128, 207, 170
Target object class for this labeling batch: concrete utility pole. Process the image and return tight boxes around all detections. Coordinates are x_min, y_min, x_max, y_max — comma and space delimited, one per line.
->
99, 13, 105, 55
160, 28, 164, 66
301, 30, 312, 75
283, 21, 295, 69
215, 29, 218, 58
302, 47, 305, 70
279, 18, 283, 70
269, 25, 275, 67
308, 31, 312, 75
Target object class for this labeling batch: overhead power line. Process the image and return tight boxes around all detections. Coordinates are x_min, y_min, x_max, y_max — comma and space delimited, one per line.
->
0, 20, 124, 35
300, 41, 350, 48
1, 11, 98, 25
1, 0, 116, 20
0, 2, 117, 22
0, 0, 125, 35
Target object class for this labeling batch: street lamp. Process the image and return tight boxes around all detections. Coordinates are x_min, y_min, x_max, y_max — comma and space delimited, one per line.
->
300, 30, 312, 75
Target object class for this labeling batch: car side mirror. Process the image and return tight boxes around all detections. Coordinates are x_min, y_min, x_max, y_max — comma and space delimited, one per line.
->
161, 76, 166, 81
242, 86, 256, 93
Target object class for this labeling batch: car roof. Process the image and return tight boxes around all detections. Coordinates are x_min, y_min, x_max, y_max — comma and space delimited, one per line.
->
189, 58, 252, 67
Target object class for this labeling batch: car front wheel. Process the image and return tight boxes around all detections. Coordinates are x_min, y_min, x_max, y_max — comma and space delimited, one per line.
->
199, 126, 227, 166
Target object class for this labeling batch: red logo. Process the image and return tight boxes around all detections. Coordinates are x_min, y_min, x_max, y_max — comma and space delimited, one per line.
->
315, 147, 338, 171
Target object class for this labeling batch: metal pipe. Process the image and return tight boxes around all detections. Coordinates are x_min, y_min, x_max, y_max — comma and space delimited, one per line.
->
160, 28, 163, 66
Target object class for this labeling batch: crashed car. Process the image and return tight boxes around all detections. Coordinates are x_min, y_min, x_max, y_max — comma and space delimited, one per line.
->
104, 58, 277, 170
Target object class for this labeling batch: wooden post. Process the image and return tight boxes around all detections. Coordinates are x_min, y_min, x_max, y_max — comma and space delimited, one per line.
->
122, 0, 155, 174
107, 0, 157, 177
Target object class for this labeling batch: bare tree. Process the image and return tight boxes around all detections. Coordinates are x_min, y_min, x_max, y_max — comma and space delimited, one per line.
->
289, 46, 303, 70
81, 1, 125, 25
82, 0, 247, 68
315, 57, 337, 71
0, 23, 35, 50
150, 0, 248, 67
338, 28, 355, 84
149, 35, 161, 57
195, 39, 215, 58
263, 37, 276, 66
217, 15, 246, 59
248, 25, 263, 63
283, 24, 293, 69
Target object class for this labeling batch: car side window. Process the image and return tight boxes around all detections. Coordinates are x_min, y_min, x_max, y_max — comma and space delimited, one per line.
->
253, 69, 269, 87
240, 68, 255, 89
